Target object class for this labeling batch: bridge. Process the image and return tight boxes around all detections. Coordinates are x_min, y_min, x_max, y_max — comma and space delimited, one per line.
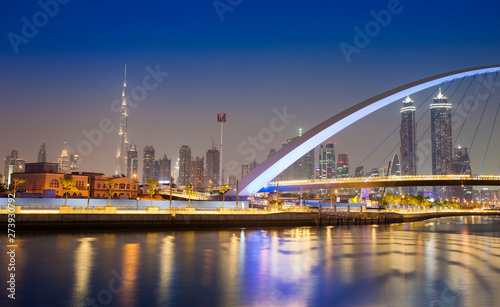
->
258, 175, 500, 193
228, 65, 500, 196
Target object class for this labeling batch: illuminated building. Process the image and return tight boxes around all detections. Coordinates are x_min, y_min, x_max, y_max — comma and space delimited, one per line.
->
336, 154, 349, 178
191, 156, 204, 191
142, 145, 155, 183
451, 147, 472, 202
431, 87, 453, 200
115, 65, 129, 176
318, 142, 335, 179
178, 145, 191, 186
126, 144, 139, 179
37, 142, 46, 163
205, 146, 220, 189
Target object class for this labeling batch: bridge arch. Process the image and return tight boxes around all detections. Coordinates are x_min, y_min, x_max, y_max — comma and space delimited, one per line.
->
235, 65, 500, 196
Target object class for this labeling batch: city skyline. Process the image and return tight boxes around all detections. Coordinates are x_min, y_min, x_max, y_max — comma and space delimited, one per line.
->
3, 1, 500, 180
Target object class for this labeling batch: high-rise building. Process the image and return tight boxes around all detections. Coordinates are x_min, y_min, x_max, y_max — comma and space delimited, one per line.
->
69, 153, 79, 172
279, 133, 315, 181
4, 150, 18, 185
336, 154, 349, 178
115, 65, 129, 176
354, 166, 364, 177
191, 156, 204, 191
158, 154, 171, 183
126, 144, 139, 179
400, 95, 417, 176
318, 142, 335, 179
178, 145, 191, 186
38, 142, 46, 163
241, 161, 259, 179
205, 146, 220, 188
57, 145, 69, 172
142, 145, 155, 183
390, 153, 401, 176
451, 147, 472, 202
431, 87, 453, 200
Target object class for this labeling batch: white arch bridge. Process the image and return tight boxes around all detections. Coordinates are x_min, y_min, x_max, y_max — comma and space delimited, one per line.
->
230, 65, 500, 197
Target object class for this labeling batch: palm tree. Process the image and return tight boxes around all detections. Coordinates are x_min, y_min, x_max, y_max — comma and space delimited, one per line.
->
59, 177, 78, 206
104, 179, 115, 206
146, 179, 159, 207
219, 185, 231, 208
11, 178, 26, 198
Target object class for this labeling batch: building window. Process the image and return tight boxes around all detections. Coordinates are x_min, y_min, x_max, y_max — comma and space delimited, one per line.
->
119, 183, 125, 189
97, 183, 100, 188
49, 179, 59, 188
126, 184, 130, 190
103, 184, 106, 189
97, 193, 100, 197
114, 183, 118, 189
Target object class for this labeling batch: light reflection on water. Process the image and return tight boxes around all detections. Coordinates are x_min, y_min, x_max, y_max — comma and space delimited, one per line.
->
1, 216, 500, 306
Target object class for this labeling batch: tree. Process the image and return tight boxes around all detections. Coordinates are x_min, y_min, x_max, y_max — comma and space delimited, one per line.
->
185, 184, 196, 208
219, 185, 231, 208
59, 177, 78, 206
11, 178, 26, 197
146, 179, 159, 207
104, 179, 116, 207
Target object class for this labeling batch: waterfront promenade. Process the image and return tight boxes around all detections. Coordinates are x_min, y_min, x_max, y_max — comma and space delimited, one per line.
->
1, 205, 498, 230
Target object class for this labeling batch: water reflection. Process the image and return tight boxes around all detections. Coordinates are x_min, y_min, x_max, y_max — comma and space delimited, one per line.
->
71, 237, 96, 306
4, 216, 500, 306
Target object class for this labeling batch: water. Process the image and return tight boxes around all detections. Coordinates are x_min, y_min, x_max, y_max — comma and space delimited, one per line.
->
2, 216, 500, 306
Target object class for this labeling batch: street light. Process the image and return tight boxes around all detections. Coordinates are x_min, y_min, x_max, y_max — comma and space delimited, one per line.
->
87, 182, 90, 210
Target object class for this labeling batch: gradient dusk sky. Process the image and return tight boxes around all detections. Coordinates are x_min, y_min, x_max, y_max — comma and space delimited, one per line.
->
2, 0, 500, 179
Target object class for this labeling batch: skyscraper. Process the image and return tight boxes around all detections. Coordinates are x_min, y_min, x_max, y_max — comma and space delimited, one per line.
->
390, 153, 401, 176
451, 147, 472, 202
191, 156, 204, 191
336, 154, 349, 178
431, 87, 453, 199
354, 166, 364, 177
241, 161, 258, 179
57, 145, 69, 172
69, 153, 79, 172
142, 145, 155, 183
400, 96, 417, 176
178, 145, 191, 186
318, 142, 335, 179
158, 154, 171, 182
205, 146, 220, 188
126, 144, 139, 179
115, 65, 129, 176
5, 150, 22, 185
38, 142, 46, 163
279, 133, 315, 181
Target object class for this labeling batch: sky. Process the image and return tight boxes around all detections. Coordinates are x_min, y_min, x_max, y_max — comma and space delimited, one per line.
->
1, 0, 500, 180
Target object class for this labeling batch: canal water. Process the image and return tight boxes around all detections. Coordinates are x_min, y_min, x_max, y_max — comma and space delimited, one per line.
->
1, 216, 500, 306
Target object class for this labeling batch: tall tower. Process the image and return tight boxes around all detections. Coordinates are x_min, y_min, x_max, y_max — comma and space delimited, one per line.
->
142, 145, 155, 183
178, 145, 191, 186
205, 143, 220, 189
38, 142, 46, 163
319, 142, 335, 179
430, 87, 452, 199
217, 113, 226, 186
127, 143, 139, 179
400, 95, 417, 195
115, 64, 129, 176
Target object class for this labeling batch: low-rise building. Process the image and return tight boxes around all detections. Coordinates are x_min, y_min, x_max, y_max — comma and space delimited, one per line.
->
10, 163, 139, 199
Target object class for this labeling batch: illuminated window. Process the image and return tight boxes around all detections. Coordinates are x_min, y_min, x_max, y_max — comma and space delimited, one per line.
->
119, 183, 125, 189
49, 179, 59, 188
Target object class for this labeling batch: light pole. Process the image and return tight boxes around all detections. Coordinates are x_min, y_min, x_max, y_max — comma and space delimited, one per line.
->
217, 113, 226, 186
86, 182, 90, 210
169, 176, 173, 212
